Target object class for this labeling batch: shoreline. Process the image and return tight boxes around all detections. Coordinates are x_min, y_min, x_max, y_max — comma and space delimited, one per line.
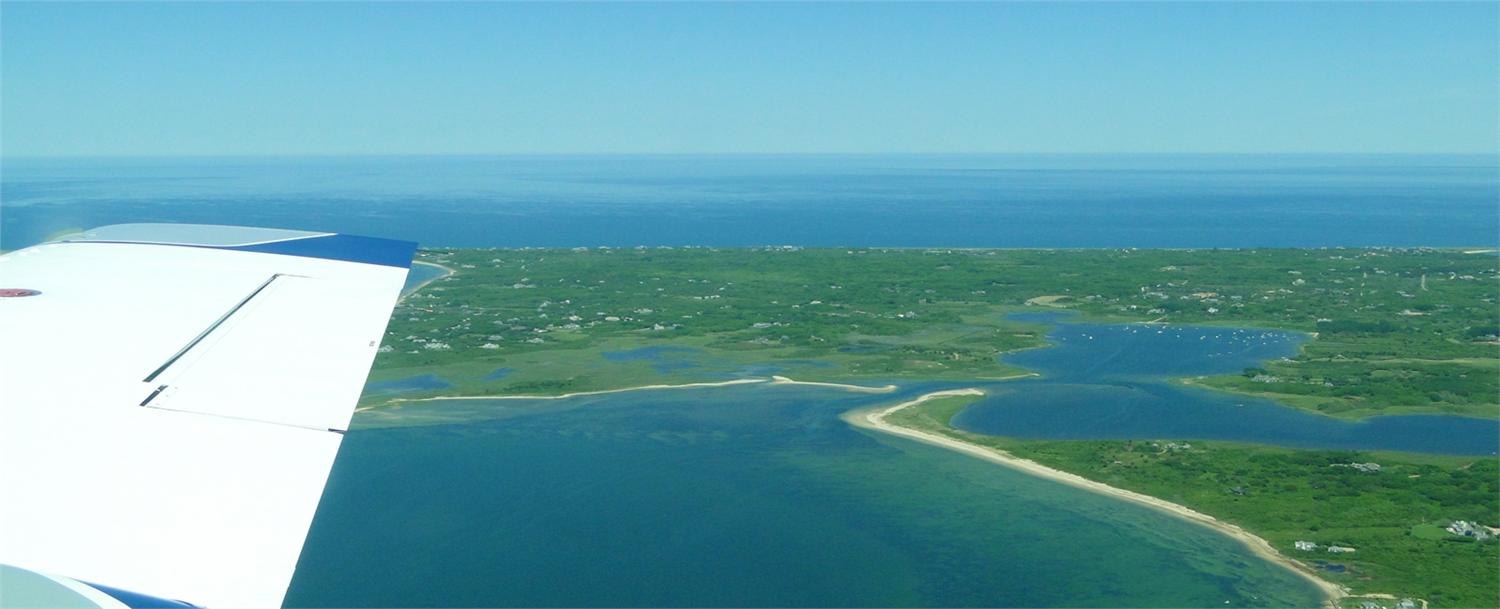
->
377, 378, 768, 406
402, 260, 456, 299
368, 375, 903, 410
847, 388, 1350, 607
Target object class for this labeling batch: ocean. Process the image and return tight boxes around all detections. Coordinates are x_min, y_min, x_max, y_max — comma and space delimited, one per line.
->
3, 154, 1496, 250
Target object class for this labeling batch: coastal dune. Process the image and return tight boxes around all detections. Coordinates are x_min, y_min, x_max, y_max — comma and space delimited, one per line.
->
846, 389, 1350, 607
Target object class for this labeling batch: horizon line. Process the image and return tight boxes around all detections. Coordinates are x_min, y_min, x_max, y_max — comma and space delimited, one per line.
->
5, 151, 1498, 161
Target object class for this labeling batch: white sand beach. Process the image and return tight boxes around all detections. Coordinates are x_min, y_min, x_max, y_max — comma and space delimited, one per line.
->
382, 378, 769, 404
768, 375, 897, 393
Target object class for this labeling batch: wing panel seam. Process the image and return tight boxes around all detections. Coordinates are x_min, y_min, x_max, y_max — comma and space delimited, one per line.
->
143, 273, 287, 383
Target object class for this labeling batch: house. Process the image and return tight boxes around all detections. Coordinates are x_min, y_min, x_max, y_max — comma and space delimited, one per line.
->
1294, 541, 1318, 551
1445, 520, 1493, 540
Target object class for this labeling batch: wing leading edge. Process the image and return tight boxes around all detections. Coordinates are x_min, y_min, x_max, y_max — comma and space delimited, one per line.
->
0, 224, 415, 608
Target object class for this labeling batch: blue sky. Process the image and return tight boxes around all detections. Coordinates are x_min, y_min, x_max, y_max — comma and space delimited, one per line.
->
2, 2, 1496, 156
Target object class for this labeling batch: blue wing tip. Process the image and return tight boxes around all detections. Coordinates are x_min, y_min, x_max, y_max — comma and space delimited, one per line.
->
233, 233, 418, 268
64, 224, 418, 268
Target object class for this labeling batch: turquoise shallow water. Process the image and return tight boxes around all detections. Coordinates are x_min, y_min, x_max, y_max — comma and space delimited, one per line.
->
286, 384, 1324, 608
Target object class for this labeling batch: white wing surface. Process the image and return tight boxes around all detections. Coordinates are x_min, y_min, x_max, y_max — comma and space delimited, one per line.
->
0, 224, 415, 608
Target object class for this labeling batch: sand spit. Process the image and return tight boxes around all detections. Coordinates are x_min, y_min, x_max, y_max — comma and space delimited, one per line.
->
382, 378, 769, 405
370, 375, 902, 411
769, 376, 898, 393
848, 388, 1350, 607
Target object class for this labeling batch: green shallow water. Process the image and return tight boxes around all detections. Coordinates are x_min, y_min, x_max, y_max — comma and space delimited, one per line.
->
286, 384, 1325, 607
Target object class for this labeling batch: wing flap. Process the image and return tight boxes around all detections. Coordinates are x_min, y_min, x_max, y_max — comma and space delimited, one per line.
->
145, 273, 393, 432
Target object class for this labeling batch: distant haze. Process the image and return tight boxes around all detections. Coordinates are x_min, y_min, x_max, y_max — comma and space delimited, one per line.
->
1, 2, 1497, 157
3, 154, 1496, 249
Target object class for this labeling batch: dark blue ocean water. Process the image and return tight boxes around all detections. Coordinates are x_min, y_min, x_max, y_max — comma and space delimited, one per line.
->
952, 313, 1499, 455
4, 154, 1496, 250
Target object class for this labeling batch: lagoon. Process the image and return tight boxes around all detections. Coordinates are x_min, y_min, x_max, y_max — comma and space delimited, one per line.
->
286, 383, 1326, 608
952, 314, 1498, 455
363, 373, 452, 395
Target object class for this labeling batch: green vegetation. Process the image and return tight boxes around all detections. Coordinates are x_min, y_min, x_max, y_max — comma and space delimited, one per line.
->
369, 247, 1499, 607
883, 393, 986, 430
373, 247, 1498, 419
1410, 523, 1457, 541
888, 397, 1500, 608
1190, 359, 1497, 420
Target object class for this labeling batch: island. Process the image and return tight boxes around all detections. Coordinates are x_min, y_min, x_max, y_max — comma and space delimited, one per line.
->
364, 246, 1498, 608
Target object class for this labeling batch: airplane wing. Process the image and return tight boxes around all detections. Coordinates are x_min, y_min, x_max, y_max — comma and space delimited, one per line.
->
0, 224, 415, 608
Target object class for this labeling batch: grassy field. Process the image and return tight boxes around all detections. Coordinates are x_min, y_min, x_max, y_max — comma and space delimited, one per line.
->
884, 392, 1500, 609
